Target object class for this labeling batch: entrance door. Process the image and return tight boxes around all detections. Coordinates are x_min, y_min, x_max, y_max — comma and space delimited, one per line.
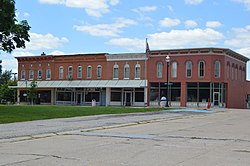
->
124, 92, 132, 106
213, 92, 220, 107
76, 93, 82, 105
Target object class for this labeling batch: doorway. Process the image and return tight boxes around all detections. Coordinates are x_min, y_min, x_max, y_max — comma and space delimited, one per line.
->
76, 92, 82, 105
213, 92, 220, 107
124, 92, 132, 106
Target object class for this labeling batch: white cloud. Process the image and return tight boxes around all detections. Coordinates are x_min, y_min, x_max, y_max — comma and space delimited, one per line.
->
132, 6, 157, 21
108, 28, 224, 50
224, 25, 250, 48
12, 51, 35, 57
237, 47, 250, 57
24, 33, 69, 50
185, 20, 198, 28
73, 18, 137, 37
185, 0, 204, 5
49, 50, 65, 55
107, 38, 144, 50
233, 0, 250, 10
159, 18, 181, 28
109, 0, 119, 5
39, 0, 119, 17
23, 12, 30, 17
2, 59, 18, 73
167, 5, 174, 13
137, 6, 157, 12
206, 21, 222, 28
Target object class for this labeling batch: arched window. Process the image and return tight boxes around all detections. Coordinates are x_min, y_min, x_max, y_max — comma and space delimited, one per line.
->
87, 65, 92, 78
21, 70, 25, 80
239, 66, 242, 81
135, 63, 140, 79
113, 64, 119, 79
235, 65, 238, 80
97, 65, 102, 78
59, 66, 63, 79
77, 66, 82, 78
214, 61, 221, 78
124, 63, 130, 79
243, 67, 245, 80
171, 61, 177, 78
68, 66, 73, 79
157, 61, 163, 78
231, 64, 235, 80
186, 61, 192, 77
227, 62, 230, 79
46, 69, 51, 80
198, 61, 205, 77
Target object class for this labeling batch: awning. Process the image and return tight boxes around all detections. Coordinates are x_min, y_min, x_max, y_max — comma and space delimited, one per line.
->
12, 80, 147, 88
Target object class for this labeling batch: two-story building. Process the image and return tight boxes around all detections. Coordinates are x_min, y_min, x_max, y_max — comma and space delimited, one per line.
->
14, 47, 250, 108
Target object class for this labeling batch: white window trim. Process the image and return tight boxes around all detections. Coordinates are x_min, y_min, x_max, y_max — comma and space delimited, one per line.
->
87, 65, 92, 79
77, 66, 82, 78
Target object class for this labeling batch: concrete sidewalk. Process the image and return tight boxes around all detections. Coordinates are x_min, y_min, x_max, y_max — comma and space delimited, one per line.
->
1, 109, 250, 165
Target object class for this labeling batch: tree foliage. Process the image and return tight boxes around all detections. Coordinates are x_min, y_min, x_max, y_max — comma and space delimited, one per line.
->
0, 0, 31, 53
0, 70, 17, 103
28, 81, 37, 105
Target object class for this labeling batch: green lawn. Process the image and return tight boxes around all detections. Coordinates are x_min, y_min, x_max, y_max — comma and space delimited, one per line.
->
0, 105, 168, 124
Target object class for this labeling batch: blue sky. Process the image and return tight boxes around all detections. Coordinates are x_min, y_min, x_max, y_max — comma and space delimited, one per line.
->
1, 0, 250, 79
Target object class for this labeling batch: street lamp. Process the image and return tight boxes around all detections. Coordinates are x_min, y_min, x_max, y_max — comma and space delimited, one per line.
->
165, 55, 170, 107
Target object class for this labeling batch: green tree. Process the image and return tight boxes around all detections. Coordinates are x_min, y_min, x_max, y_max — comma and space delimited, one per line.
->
28, 81, 37, 105
0, 0, 31, 53
0, 60, 2, 75
0, 70, 12, 84
0, 70, 17, 104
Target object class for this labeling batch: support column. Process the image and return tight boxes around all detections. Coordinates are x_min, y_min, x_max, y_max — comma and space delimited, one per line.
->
144, 86, 148, 106
51, 89, 55, 105
180, 82, 186, 107
17, 89, 20, 104
106, 88, 111, 106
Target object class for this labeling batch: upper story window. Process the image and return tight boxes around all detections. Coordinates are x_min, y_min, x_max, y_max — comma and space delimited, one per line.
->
214, 60, 221, 78
242, 67, 245, 81
97, 65, 102, 79
157, 61, 163, 78
186, 61, 192, 78
37, 70, 42, 80
227, 62, 230, 79
198, 61, 205, 77
171, 62, 177, 78
46, 69, 51, 80
68, 66, 73, 79
59, 66, 64, 79
21, 70, 25, 80
113, 64, 119, 79
77, 66, 82, 78
124, 63, 130, 79
231, 64, 234, 80
235, 65, 238, 80
29, 70, 34, 80
239, 66, 242, 81
87, 65, 92, 78
135, 63, 140, 79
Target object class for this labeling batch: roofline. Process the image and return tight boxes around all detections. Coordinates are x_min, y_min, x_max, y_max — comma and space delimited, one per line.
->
150, 47, 250, 62
15, 53, 108, 59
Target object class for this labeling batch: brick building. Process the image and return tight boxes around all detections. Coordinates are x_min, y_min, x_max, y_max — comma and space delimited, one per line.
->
14, 47, 250, 108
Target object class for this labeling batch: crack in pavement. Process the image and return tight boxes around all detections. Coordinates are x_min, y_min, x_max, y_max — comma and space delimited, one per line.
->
165, 135, 250, 143
0, 153, 79, 166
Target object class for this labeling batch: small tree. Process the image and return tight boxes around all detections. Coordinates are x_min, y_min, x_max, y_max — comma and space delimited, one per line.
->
28, 81, 37, 105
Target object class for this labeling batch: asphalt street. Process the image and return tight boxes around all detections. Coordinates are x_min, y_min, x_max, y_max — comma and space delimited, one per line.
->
1, 108, 250, 166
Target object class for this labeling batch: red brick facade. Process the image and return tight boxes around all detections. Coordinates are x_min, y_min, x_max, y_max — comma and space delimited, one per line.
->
15, 48, 250, 109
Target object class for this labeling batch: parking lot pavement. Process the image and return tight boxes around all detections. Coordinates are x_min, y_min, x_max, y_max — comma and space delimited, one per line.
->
1, 109, 250, 166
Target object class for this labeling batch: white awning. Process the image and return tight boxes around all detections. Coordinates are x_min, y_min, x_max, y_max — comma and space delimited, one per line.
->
13, 80, 147, 88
